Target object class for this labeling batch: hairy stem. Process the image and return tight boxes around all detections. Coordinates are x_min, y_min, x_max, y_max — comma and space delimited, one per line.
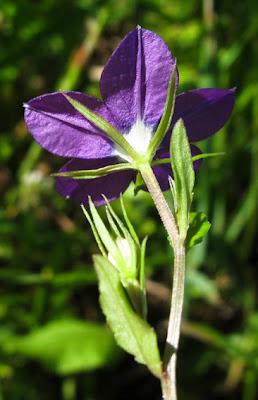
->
139, 163, 186, 400
139, 164, 179, 250
162, 242, 185, 400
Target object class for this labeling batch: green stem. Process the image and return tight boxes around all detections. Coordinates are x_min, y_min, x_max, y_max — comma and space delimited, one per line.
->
139, 164, 179, 250
162, 242, 185, 400
139, 163, 186, 400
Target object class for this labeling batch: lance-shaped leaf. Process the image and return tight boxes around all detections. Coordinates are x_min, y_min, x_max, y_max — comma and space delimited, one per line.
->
170, 119, 195, 238
186, 212, 211, 249
147, 64, 177, 159
64, 95, 140, 161
53, 162, 134, 179
94, 255, 161, 378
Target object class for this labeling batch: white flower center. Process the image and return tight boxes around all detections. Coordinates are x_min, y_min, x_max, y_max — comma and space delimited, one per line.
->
114, 119, 153, 161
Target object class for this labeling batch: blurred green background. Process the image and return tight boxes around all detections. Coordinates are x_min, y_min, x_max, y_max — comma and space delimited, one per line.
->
1, 0, 258, 399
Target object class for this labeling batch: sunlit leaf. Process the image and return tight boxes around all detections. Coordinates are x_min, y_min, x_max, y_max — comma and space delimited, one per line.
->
94, 255, 161, 378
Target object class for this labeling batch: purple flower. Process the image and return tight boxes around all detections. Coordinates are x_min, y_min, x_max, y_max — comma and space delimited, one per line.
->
24, 27, 235, 206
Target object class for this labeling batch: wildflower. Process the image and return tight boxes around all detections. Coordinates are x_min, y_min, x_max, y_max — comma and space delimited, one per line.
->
24, 27, 235, 205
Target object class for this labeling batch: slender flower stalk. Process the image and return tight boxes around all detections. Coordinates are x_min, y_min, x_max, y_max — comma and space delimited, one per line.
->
162, 242, 185, 400
139, 163, 179, 249
139, 162, 185, 400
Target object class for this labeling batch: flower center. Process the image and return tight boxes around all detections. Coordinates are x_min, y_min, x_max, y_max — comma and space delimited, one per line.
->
114, 119, 153, 162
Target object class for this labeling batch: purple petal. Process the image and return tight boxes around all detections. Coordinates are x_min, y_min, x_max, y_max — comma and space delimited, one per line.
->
100, 26, 178, 132
163, 88, 235, 145
24, 92, 118, 159
56, 158, 135, 206
150, 145, 202, 192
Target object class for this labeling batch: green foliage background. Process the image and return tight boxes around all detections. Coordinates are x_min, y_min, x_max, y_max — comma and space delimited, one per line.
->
1, 0, 258, 399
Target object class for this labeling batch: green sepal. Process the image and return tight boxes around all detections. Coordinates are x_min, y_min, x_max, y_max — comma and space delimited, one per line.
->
192, 152, 226, 162
140, 236, 148, 290
186, 212, 211, 249
104, 198, 147, 317
120, 195, 140, 247
104, 201, 138, 281
147, 64, 177, 159
83, 198, 147, 317
152, 151, 225, 167
88, 199, 125, 270
170, 119, 195, 239
81, 205, 107, 257
139, 236, 148, 318
53, 162, 134, 179
64, 94, 140, 161
93, 255, 162, 378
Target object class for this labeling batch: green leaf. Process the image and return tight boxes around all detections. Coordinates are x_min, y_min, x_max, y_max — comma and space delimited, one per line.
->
53, 162, 134, 179
147, 64, 177, 159
186, 212, 211, 249
103, 198, 138, 281
170, 119, 195, 238
64, 95, 140, 161
93, 255, 161, 378
120, 195, 140, 247
7, 320, 117, 375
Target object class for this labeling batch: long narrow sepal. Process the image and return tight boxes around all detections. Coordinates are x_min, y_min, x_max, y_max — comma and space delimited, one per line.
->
64, 94, 141, 162
152, 152, 225, 167
191, 152, 225, 162
147, 63, 177, 160
53, 162, 134, 179
120, 195, 140, 247
81, 204, 107, 257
